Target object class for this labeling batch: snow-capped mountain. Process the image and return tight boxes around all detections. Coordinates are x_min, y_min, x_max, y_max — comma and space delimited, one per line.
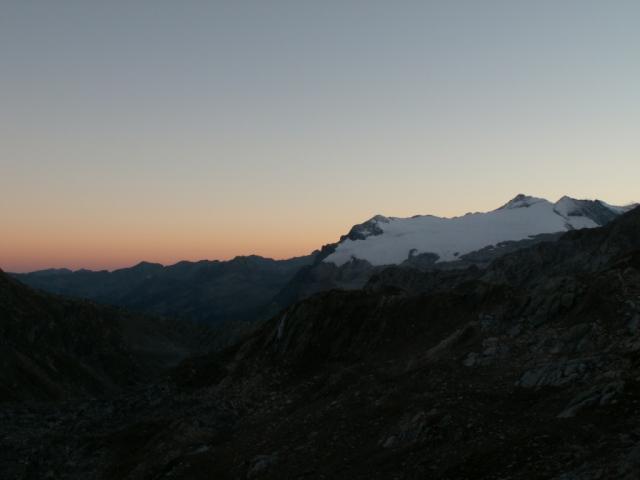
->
324, 195, 637, 267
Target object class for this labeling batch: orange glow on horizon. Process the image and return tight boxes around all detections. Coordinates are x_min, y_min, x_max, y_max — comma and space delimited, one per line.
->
1, 229, 336, 273
3, 191, 638, 273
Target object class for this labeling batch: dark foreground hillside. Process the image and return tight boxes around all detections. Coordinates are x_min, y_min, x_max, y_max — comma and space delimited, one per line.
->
1, 208, 640, 479
0, 272, 214, 402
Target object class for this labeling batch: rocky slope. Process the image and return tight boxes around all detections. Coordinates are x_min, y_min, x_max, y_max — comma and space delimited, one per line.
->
2, 207, 639, 479
0, 270, 214, 402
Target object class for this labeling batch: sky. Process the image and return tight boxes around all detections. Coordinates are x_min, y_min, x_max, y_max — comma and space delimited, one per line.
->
1, 1, 638, 272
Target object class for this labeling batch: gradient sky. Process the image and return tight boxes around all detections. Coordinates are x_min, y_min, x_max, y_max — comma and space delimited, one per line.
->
1, 1, 639, 272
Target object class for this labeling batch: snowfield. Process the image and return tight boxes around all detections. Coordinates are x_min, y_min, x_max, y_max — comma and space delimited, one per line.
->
324, 195, 635, 267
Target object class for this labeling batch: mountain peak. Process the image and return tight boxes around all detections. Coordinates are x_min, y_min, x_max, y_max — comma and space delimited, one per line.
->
126, 261, 164, 273
553, 195, 580, 211
552, 196, 628, 226
498, 194, 547, 210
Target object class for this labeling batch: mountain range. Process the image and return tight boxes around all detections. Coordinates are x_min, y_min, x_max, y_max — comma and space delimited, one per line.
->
324, 194, 635, 266
272, 194, 637, 311
13, 255, 314, 326
1, 201, 639, 479
12, 195, 635, 328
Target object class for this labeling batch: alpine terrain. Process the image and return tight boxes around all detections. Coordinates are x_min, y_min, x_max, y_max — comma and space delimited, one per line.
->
14, 195, 634, 331
1, 203, 640, 479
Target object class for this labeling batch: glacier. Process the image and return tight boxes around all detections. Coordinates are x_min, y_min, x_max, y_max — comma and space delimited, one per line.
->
324, 195, 636, 267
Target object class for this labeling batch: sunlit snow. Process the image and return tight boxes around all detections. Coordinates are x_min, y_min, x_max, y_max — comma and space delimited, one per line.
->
324, 195, 629, 267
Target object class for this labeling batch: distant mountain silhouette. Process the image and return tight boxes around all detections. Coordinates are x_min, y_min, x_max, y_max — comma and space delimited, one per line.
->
13, 254, 315, 325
